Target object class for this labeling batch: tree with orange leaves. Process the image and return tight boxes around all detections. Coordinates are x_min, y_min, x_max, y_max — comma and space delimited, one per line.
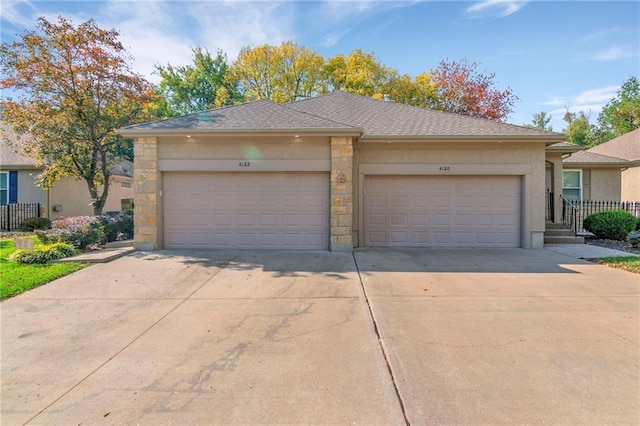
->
0, 16, 156, 215
431, 58, 518, 122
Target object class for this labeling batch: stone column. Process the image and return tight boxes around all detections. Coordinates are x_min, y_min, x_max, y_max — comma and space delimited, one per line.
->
133, 137, 160, 250
330, 137, 353, 252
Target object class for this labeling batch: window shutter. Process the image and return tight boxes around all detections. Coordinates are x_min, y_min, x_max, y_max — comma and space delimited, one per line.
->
9, 171, 18, 203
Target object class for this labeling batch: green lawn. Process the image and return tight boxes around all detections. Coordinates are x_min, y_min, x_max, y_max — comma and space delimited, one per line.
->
594, 256, 640, 274
0, 238, 87, 300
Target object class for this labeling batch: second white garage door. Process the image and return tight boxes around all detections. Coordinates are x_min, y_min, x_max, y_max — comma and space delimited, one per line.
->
364, 175, 521, 248
164, 172, 329, 249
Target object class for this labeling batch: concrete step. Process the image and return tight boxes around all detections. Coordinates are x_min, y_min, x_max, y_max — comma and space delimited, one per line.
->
544, 229, 575, 237
545, 222, 571, 230
104, 240, 134, 249
544, 236, 585, 244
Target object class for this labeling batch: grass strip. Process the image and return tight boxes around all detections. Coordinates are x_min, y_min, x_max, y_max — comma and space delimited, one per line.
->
0, 239, 87, 300
593, 256, 640, 274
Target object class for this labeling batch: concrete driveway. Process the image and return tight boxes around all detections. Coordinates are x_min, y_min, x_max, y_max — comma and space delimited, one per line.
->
1, 249, 638, 425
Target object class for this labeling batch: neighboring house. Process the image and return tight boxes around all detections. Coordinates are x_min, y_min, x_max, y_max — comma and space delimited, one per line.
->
562, 150, 634, 202
0, 139, 134, 221
586, 129, 639, 201
119, 91, 568, 251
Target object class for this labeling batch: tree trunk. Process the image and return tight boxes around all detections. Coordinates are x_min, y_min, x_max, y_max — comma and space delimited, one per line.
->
86, 179, 105, 216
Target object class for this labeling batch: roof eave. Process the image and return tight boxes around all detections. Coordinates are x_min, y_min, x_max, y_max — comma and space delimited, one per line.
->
116, 127, 364, 138
360, 134, 565, 143
563, 161, 633, 167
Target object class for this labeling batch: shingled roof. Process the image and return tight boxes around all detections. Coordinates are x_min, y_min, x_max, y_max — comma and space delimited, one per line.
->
287, 92, 563, 139
587, 128, 639, 162
563, 150, 632, 166
119, 99, 359, 135
119, 92, 565, 142
0, 138, 36, 167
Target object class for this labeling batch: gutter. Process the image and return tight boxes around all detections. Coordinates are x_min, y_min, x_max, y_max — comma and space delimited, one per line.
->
116, 127, 364, 138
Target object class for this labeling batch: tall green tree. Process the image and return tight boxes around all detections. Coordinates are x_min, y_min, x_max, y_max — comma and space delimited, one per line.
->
227, 41, 325, 103
595, 75, 640, 141
324, 49, 397, 98
382, 72, 440, 109
155, 47, 240, 116
0, 16, 155, 215
524, 111, 553, 131
563, 111, 597, 147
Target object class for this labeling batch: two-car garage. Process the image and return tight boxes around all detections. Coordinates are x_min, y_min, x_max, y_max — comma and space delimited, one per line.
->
363, 175, 522, 248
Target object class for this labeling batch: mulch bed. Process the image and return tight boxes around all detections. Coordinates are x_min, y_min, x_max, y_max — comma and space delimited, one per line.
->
585, 237, 640, 255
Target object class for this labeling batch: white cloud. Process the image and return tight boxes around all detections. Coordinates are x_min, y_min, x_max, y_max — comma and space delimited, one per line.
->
0, 0, 38, 30
322, 28, 353, 48
545, 85, 619, 120
185, 1, 295, 60
581, 27, 619, 43
541, 96, 567, 107
465, 0, 528, 18
574, 86, 618, 105
315, 0, 420, 46
593, 46, 635, 62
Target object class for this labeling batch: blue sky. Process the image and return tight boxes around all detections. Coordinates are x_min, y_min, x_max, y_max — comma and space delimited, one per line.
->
1, 0, 638, 130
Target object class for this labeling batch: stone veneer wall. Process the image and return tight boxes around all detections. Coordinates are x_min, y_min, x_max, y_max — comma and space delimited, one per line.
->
330, 137, 353, 252
133, 137, 160, 250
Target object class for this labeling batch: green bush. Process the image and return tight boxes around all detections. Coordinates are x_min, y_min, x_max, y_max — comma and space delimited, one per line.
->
627, 231, 640, 248
123, 208, 134, 216
583, 210, 638, 241
9, 242, 79, 264
20, 217, 51, 231
99, 215, 134, 242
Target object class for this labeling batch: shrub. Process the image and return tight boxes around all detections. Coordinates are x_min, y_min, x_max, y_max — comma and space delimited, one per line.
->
583, 210, 638, 241
627, 231, 640, 248
123, 208, 134, 216
20, 217, 51, 231
99, 214, 134, 242
10, 242, 78, 264
49, 216, 105, 249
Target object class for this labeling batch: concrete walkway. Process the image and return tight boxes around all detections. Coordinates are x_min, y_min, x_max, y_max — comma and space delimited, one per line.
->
2, 249, 638, 425
545, 243, 640, 259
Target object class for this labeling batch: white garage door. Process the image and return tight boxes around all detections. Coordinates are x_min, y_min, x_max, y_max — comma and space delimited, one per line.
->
364, 175, 521, 248
164, 173, 329, 249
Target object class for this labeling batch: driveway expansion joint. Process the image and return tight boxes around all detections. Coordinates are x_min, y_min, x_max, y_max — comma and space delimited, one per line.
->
352, 252, 411, 426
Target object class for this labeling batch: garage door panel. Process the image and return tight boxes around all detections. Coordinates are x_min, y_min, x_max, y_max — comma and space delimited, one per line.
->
365, 175, 521, 248
164, 173, 329, 249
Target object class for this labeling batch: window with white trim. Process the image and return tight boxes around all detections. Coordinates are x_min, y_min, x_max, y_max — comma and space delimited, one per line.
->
562, 170, 582, 202
0, 172, 7, 205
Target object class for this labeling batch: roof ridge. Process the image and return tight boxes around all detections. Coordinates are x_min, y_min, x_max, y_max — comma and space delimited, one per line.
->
280, 99, 358, 129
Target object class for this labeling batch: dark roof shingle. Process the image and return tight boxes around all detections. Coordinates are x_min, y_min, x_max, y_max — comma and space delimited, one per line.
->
587, 128, 640, 161
121, 99, 358, 133
287, 92, 563, 138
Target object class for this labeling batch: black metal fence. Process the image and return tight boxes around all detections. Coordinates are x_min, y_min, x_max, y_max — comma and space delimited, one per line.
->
545, 190, 554, 222
0, 203, 41, 231
562, 198, 640, 235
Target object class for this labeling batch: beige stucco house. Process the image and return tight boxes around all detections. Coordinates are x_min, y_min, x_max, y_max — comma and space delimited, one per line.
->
0, 139, 134, 220
562, 150, 634, 202
119, 92, 570, 251
580, 129, 639, 202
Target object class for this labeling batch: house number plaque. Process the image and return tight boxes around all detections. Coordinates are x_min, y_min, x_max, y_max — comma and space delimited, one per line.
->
439, 166, 451, 171
238, 161, 251, 168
